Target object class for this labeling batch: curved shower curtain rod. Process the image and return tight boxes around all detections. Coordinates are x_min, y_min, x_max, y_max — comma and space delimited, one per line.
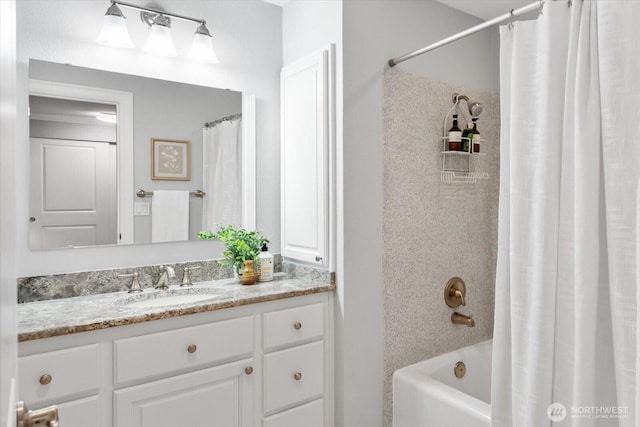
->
387, 0, 547, 67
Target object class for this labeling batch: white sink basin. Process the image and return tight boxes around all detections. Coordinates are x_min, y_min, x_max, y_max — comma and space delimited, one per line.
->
117, 290, 222, 309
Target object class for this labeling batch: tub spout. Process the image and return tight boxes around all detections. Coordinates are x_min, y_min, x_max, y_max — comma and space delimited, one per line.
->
451, 312, 475, 327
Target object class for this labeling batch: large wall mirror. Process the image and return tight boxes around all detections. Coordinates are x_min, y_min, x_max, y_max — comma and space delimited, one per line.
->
27, 59, 256, 250
16, 0, 281, 271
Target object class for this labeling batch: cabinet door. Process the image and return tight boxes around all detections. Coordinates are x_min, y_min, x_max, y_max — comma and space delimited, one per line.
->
56, 396, 101, 427
115, 359, 254, 427
280, 48, 331, 269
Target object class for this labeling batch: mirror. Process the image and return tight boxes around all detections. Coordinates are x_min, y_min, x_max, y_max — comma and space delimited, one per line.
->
27, 59, 250, 249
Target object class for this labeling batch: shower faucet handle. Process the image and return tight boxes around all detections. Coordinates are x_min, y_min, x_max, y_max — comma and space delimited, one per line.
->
444, 277, 467, 308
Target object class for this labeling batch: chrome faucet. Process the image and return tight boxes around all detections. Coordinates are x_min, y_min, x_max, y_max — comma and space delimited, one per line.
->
451, 312, 475, 327
117, 271, 142, 293
181, 265, 201, 287
155, 265, 175, 290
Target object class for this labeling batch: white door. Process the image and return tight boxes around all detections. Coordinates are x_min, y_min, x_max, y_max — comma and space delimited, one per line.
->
280, 48, 331, 269
0, 1, 18, 426
29, 137, 117, 249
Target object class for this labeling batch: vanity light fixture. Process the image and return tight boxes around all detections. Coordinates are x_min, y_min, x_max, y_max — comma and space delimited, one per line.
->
188, 23, 219, 64
143, 14, 177, 57
96, 2, 135, 48
96, 0, 219, 63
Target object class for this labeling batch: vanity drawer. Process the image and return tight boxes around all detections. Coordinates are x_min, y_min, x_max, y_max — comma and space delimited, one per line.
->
263, 398, 324, 427
19, 344, 100, 405
115, 316, 254, 384
263, 303, 324, 351
264, 341, 324, 414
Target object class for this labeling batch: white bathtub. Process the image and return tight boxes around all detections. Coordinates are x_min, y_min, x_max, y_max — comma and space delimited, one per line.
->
393, 339, 492, 427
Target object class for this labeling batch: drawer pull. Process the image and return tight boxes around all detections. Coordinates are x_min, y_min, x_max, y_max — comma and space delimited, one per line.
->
293, 321, 302, 330
293, 372, 302, 381
187, 344, 197, 354
39, 374, 52, 386
245, 366, 254, 375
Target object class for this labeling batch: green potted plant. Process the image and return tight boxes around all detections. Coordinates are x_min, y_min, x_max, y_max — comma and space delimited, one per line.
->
198, 225, 269, 282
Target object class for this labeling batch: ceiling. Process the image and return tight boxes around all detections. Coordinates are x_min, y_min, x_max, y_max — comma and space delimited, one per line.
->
435, 0, 535, 20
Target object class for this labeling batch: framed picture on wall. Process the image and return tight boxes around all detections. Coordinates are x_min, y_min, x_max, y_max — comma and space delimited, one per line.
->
151, 138, 191, 181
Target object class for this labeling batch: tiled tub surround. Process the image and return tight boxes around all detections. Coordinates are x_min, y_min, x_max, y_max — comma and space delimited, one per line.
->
382, 69, 499, 427
18, 256, 284, 303
18, 259, 334, 342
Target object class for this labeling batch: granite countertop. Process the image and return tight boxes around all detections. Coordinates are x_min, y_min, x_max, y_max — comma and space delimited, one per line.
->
18, 273, 335, 342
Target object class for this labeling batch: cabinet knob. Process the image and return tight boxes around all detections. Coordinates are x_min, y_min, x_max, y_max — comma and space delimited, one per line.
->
39, 374, 52, 385
293, 321, 302, 330
293, 372, 302, 381
245, 366, 254, 375
187, 344, 197, 354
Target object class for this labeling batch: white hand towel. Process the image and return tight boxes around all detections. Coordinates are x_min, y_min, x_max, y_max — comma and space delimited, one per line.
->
151, 190, 190, 242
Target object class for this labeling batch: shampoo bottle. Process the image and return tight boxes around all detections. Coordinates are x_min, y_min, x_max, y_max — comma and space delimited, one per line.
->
258, 243, 274, 282
448, 114, 462, 151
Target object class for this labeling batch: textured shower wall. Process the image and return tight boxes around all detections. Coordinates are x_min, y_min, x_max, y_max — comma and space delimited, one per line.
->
382, 68, 500, 426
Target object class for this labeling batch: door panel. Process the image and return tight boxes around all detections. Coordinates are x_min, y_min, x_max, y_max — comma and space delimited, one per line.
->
30, 138, 116, 249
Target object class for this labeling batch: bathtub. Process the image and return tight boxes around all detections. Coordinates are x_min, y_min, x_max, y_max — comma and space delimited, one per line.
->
393, 339, 492, 427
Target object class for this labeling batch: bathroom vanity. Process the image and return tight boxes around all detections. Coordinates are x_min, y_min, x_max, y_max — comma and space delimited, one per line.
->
18, 276, 334, 427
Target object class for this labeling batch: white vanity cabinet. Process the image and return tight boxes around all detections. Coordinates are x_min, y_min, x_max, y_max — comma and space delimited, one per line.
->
114, 317, 256, 427
18, 292, 333, 427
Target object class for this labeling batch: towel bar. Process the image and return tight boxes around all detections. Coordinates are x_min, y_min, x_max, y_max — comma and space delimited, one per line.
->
136, 189, 206, 198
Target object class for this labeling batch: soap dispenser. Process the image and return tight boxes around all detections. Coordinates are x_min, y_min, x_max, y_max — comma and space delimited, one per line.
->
258, 243, 274, 282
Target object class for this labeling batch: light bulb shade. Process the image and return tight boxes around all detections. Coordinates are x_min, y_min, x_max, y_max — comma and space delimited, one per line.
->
188, 32, 219, 64
96, 13, 134, 48
143, 22, 177, 57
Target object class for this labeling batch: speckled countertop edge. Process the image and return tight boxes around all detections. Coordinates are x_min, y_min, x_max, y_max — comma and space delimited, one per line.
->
18, 274, 335, 342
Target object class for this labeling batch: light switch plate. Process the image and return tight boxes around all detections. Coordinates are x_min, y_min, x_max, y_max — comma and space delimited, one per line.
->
134, 202, 150, 216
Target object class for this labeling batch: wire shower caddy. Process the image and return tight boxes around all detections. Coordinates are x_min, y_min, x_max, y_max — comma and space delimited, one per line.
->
440, 93, 488, 184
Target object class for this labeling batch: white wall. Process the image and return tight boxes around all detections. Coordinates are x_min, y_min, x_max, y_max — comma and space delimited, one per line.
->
15, 0, 282, 276
341, 1, 498, 426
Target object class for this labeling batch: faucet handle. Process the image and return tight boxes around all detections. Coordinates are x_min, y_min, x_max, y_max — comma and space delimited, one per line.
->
181, 265, 201, 287
444, 277, 467, 308
118, 272, 142, 293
